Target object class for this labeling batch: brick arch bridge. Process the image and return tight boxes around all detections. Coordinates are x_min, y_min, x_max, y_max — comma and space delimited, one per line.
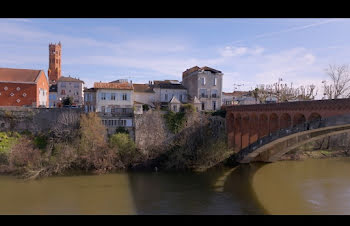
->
226, 99, 350, 162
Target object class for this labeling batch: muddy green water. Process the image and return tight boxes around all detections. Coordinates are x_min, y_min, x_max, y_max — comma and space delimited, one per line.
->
0, 157, 349, 214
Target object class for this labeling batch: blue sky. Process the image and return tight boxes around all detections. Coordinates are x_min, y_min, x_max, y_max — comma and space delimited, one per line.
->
1, 18, 350, 96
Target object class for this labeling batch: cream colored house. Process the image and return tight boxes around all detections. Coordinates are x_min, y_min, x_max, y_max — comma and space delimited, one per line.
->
57, 76, 84, 106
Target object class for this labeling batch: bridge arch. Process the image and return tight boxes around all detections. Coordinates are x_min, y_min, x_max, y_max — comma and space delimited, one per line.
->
249, 113, 259, 144
269, 113, 279, 134
234, 114, 242, 150
259, 113, 269, 138
227, 113, 235, 148
280, 113, 292, 129
241, 114, 250, 149
308, 112, 322, 122
293, 113, 306, 127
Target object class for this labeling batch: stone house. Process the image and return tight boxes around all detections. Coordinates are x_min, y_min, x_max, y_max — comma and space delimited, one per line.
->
182, 66, 223, 111
57, 76, 84, 107
83, 87, 96, 112
0, 68, 49, 107
169, 96, 181, 112
93, 81, 134, 134
133, 83, 156, 108
151, 80, 188, 108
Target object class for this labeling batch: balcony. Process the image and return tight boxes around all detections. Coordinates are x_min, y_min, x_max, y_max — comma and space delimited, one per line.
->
200, 94, 208, 98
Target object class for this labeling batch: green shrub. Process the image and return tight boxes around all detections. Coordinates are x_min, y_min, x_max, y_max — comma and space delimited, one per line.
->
34, 135, 48, 150
109, 133, 138, 166
0, 132, 20, 154
181, 103, 196, 113
142, 104, 149, 111
115, 127, 129, 134
212, 109, 226, 118
163, 111, 186, 134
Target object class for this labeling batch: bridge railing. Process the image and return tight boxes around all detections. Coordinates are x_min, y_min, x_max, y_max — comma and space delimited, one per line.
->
237, 113, 350, 160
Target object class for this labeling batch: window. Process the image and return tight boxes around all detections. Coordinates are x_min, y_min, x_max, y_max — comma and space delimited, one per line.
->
200, 89, 207, 98
122, 108, 127, 114
61, 83, 66, 88
201, 102, 205, 111
111, 93, 116, 100
179, 94, 182, 101
211, 89, 218, 98
122, 93, 127, 101
200, 77, 206, 85
214, 77, 217, 86
101, 93, 106, 100
23, 93, 27, 97
16, 87, 21, 91
10, 93, 14, 97
165, 94, 168, 101
61, 90, 66, 95
101, 106, 105, 113
16, 99, 20, 103
212, 101, 216, 110
74, 83, 79, 88
4, 86, 8, 91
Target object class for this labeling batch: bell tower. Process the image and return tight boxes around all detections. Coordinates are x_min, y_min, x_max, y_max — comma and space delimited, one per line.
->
48, 42, 62, 85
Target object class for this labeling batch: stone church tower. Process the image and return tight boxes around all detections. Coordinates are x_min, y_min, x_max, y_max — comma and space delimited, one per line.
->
48, 42, 62, 85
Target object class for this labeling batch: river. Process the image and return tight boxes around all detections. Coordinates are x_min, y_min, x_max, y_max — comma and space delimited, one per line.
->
0, 157, 349, 214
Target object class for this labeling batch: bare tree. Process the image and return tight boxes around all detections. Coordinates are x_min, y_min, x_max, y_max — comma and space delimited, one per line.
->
323, 64, 350, 99
254, 78, 318, 103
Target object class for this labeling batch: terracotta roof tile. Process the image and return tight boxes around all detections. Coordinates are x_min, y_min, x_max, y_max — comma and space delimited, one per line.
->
133, 84, 154, 93
94, 82, 133, 90
0, 67, 42, 83
58, 76, 84, 83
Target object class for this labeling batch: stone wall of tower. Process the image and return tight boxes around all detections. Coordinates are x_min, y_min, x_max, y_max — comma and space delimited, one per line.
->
48, 42, 62, 85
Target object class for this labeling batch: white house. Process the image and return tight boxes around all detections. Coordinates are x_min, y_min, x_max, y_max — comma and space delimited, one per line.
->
93, 81, 134, 133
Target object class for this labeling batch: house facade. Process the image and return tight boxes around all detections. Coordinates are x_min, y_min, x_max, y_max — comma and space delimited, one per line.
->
133, 83, 156, 107
49, 84, 58, 108
0, 68, 49, 107
93, 81, 134, 134
57, 76, 84, 106
182, 66, 223, 111
152, 80, 188, 108
83, 87, 96, 112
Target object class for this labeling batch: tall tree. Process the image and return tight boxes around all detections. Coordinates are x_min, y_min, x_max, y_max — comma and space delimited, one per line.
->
323, 64, 350, 99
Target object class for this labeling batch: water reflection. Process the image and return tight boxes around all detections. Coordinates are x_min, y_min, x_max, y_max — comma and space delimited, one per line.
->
252, 157, 350, 214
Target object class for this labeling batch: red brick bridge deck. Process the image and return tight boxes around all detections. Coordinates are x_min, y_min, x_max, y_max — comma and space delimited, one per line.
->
226, 99, 350, 155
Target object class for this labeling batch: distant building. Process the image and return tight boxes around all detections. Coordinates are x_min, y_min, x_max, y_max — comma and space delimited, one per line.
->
133, 83, 156, 107
83, 87, 96, 112
236, 96, 259, 105
222, 91, 250, 106
0, 68, 49, 107
182, 66, 223, 111
169, 96, 181, 112
49, 84, 58, 108
93, 81, 134, 134
57, 76, 84, 107
152, 80, 188, 108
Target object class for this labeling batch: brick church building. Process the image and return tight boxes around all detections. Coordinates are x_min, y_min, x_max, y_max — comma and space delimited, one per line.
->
0, 68, 49, 107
